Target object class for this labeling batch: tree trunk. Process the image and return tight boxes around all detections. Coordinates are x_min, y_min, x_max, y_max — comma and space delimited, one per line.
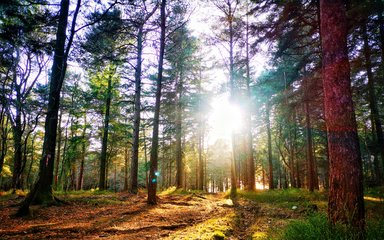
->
130, 25, 144, 194
143, 129, 148, 189
148, 0, 166, 205
11, 115, 23, 190
59, 121, 69, 191
17, 0, 74, 216
320, 0, 365, 231
54, 109, 63, 189
26, 135, 35, 189
376, 0, 384, 73
198, 122, 204, 190
266, 103, 274, 189
245, 10, 255, 191
175, 72, 183, 189
0, 90, 9, 175
304, 78, 316, 192
362, 22, 384, 185
197, 72, 204, 191
77, 115, 87, 190
99, 76, 112, 190
228, 1, 237, 199
124, 146, 129, 191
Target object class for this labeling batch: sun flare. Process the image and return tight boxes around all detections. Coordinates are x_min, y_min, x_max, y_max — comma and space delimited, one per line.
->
208, 95, 244, 143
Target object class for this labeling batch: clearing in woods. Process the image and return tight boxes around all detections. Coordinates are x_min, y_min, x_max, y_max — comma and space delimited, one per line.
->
0, 189, 383, 239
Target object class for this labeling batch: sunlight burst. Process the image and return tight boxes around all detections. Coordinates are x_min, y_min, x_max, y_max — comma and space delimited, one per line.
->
208, 95, 244, 143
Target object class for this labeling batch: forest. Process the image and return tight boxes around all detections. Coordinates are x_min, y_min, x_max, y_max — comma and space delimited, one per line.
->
0, 0, 384, 239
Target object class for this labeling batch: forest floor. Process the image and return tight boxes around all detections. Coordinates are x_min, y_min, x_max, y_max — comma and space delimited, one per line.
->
0, 188, 383, 239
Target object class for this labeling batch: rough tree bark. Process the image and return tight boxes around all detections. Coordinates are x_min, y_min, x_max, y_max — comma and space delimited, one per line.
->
320, 0, 365, 231
147, 0, 166, 205
17, 0, 80, 216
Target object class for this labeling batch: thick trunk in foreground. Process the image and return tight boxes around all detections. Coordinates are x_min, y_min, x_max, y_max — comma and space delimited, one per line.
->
320, 0, 365, 231
147, 0, 166, 205
17, 0, 72, 216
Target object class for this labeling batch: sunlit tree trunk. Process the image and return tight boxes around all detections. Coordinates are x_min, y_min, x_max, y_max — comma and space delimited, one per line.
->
54, 109, 63, 189
245, 9, 255, 191
266, 103, 274, 189
77, 115, 87, 190
229, 1, 237, 199
59, 119, 69, 190
197, 71, 204, 190
320, 0, 365, 231
148, 0, 166, 205
0, 79, 10, 175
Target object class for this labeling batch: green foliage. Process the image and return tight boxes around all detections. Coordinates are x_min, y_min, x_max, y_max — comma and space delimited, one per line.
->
365, 187, 384, 198
279, 213, 384, 240
238, 189, 326, 205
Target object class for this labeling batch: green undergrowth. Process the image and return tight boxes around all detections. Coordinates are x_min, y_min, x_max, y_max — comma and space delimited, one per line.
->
237, 189, 327, 210
364, 186, 384, 199
160, 186, 205, 196
0, 189, 28, 201
55, 189, 123, 205
238, 188, 326, 203
237, 189, 384, 240
279, 213, 384, 240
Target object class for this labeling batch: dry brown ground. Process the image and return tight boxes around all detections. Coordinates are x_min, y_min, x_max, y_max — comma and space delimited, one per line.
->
0, 192, 240, 239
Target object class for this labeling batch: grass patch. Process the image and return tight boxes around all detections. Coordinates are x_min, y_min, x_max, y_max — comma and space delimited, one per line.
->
279, 213, 384, 240
238, 189, 326, 203
165, 213, 234, 239
159, 187, 206, 196
365, 187, 384, 199
55, 189, 113, 196
0, 189, 28, 201
238, 189, 327, 211
55, 189, 123, 205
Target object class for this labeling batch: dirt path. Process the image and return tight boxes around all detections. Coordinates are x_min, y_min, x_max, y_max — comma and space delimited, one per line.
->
0, 192, 237, 239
